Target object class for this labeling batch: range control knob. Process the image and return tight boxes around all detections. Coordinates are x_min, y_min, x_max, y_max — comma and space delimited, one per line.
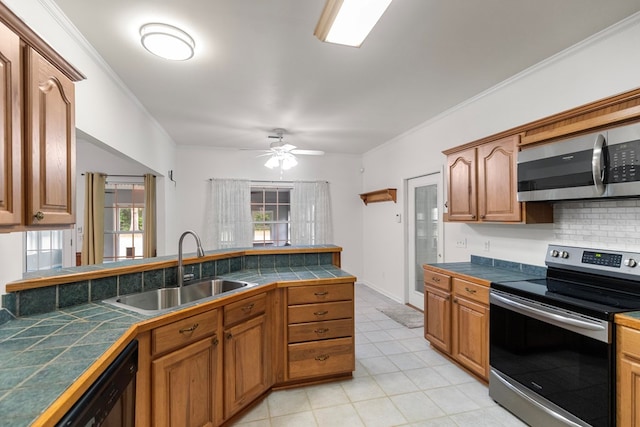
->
550, 249, 559, 258
625, 258, 638, 268
560, 251, 570, 259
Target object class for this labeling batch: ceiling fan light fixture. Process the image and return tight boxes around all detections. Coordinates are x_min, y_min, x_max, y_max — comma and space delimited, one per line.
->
264, 155, 280, 169
140, 23, 195, 61
281, 153, 298, 170
314, 0, 393, 47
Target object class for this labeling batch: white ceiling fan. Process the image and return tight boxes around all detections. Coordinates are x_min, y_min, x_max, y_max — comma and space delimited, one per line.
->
248, 129, 324, 170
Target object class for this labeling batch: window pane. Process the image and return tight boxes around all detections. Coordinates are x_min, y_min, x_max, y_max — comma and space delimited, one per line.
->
251, 190, 264, 203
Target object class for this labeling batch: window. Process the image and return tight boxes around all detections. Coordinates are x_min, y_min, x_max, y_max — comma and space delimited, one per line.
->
104, 181, 145, 262
251, 186, 291, 247
25, 230, 64, 272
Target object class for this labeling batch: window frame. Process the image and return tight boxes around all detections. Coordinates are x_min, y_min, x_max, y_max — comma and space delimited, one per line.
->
250, 184, 292, 247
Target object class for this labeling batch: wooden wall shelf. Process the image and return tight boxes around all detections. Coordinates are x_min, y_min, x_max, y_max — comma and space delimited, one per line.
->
359, 188, 397, 205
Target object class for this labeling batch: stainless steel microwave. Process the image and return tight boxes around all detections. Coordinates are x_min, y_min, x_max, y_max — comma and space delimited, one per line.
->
517, 122, 640, 201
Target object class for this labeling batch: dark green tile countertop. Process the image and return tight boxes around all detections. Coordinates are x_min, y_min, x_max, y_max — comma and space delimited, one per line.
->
426, 255, 547, 284
0, 265, 353, 427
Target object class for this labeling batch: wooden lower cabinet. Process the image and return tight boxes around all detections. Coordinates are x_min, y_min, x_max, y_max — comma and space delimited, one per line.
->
424, 284, 451, 353
223, 312, 270, 419
423, 267, 489, 381
451, 279, 489, 379
284, 283, 355, 382
140, 282, 356, 426
150, 309, 223, 427
617, 325, 640, 426
152, 337, 222, 427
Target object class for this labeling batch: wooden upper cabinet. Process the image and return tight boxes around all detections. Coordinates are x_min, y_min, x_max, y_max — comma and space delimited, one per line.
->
0, 21, 22, 226
447, 147, 476, 221
24, 48, 75, 226
445, 135, 552, 224
477, 135, 520, 222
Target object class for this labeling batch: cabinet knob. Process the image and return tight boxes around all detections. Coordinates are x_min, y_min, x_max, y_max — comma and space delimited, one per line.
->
453, 298, 458, 303
213, 335, 219, 346
226, 333, 233, 340
34, 211, 45, 221
471, 214, 476, 219
480, 214, 485, 219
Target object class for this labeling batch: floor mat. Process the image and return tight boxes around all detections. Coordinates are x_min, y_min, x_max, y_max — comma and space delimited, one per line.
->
377, 305, 423, 328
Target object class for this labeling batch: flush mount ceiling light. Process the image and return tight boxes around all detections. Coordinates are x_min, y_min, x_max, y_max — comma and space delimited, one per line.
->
140, 23, 195, 61
314, 0, 393, 47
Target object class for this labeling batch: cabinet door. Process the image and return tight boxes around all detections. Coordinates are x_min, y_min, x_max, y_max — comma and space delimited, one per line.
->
25, 48, 75, 226
618, 326, 640, 426
224, 313, 270, 418
0, 22, 21, 226
424, 284, 451, 353
446, 147, 476, 221
452, 295, 489, 380
152, 336, 222, 427
477, 135, 520, 222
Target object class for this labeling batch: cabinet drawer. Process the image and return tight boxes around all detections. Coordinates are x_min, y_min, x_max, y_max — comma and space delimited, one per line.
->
224, 293, 267, 326
288, 301, 353, 324
453, 278, 488, 305
288, 337, 354, 380
424, 269, 451, 291
287, 283, 353, 305
288, 318, 354, 343
152, 309, 219, 356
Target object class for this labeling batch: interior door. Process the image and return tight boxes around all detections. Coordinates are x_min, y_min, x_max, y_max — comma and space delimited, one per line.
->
407, 173, 443, 309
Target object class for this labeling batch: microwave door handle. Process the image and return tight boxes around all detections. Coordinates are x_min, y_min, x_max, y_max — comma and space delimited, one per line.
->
592, 133, 606, 195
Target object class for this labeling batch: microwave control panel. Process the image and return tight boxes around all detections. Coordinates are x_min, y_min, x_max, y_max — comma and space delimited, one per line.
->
608, 139, 640, 183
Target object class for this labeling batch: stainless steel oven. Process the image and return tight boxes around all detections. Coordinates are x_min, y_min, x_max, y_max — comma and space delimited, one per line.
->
489, 245, 640, 427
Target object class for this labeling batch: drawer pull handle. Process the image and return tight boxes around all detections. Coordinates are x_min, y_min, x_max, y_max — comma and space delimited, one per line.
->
314, 328, 329, 334
315, 354, 330, 361
464, 287, 477, 294
314, 310, 329, 316
432, 276, 440, 283
179, 323, 199, 334
242, 303, 255, 312
314, 291, 329, 297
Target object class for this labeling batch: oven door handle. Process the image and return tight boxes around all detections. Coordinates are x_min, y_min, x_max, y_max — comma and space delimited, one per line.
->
491, 292, 608, 340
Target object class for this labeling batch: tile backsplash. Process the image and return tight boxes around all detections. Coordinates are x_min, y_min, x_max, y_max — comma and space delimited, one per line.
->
554, 199, 640, 250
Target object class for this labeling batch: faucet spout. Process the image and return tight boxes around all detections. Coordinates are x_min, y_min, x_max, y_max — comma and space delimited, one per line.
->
177, 230, 206, 287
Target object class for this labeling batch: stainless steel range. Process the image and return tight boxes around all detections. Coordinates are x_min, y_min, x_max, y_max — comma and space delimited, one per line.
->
489, 244, 640, 427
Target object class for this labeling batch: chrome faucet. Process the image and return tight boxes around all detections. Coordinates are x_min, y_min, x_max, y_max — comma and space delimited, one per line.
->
177, 230, 206, 287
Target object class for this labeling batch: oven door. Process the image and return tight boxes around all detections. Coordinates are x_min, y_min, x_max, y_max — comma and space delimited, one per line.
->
489, 290, 612, 427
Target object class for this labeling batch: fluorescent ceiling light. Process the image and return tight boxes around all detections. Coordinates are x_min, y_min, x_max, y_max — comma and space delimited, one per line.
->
140, 23, 195, 61
314, 0, 393, 47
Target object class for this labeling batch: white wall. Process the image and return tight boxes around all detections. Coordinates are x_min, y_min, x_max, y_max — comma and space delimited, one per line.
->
361, 14, 640, 302
171, 146, 364, 278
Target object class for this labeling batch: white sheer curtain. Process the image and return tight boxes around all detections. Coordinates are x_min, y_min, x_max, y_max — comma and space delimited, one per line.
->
290, 181, 333, 245
205, 179, 253, 249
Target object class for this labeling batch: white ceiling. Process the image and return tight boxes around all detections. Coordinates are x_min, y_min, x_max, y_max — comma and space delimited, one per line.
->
52, 0, 640, 155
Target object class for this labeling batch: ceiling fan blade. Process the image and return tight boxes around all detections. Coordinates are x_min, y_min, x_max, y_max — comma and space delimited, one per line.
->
290, 149, 325, 156
238, 148, 271, 152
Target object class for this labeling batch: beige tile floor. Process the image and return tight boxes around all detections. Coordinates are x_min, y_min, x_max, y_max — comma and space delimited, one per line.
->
231, 283, 527, 427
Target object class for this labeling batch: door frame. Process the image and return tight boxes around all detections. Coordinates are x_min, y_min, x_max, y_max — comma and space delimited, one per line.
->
405, 170, 444, 309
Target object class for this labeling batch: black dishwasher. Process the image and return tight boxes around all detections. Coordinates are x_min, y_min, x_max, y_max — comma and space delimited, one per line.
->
57, 339, 138, 427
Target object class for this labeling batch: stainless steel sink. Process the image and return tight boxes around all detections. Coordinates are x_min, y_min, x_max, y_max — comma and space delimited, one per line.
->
103, 278, 255, 314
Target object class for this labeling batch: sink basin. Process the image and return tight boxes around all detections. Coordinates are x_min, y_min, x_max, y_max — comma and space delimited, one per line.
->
103, 278, 255, 314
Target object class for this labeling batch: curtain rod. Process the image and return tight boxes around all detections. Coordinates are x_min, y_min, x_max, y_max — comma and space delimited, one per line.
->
208, 178, 328, 184
81, 173, 155, 177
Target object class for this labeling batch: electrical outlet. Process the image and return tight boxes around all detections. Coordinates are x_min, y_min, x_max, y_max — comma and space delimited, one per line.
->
456, 238, 467, 248
484, 241, 490, 252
